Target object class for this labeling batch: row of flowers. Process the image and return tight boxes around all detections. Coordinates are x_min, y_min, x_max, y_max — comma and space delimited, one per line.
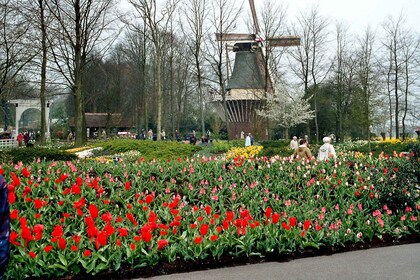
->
0, 150, 419, 279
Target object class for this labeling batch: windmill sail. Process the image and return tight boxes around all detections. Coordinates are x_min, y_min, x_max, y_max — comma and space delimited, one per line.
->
211, 0, 300, 140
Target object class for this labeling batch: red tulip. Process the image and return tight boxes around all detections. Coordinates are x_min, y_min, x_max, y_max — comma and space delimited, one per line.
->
304, 220, 311, 230
194, 236, 202, 244
88, 204, 98, 219
83, 249, 91, 257
58, 237, 66, 250
10, 209, 19, 220
118, 227, 128, 237
44, 245, 53, 253
76, 177, 83, 186
157, 239, 169, 250
289, 216, 297, 227
10, 231, 21, 247
22, 168, 31, 178
199, 224, 209, 236
205, 205, 211, 215
145, 194, 154, 204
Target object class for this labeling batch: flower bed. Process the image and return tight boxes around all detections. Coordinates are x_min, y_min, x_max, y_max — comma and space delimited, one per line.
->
1, 151, 419, 279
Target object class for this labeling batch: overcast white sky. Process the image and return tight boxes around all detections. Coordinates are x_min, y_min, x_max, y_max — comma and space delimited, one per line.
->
286, 0, 420, 34
119, 0, 420, 35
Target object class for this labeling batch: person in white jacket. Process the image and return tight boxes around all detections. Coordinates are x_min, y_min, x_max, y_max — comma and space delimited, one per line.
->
317, 136, 336, 161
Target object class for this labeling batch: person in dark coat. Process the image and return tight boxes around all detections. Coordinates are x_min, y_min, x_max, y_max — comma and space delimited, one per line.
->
23, 132, 30, 145
0, 175, 10, 279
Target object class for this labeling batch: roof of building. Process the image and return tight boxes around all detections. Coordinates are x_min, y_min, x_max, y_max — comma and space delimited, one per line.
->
226, 51, 266, 90
69, 113, 132, 128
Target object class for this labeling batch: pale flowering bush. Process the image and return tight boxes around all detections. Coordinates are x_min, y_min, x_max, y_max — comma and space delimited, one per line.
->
120, 150, 143, 163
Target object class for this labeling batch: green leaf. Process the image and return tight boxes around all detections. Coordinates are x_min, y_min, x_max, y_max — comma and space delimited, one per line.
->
141, 248, 150, 256
303, 241, 320, 249
79, 259, 89, 270
48, 263, 68, 271
95, 262, 109, 273
113, 261, 121, 271
87, 259, 97, 273
96, 253, 108, 263
58, 253, 68, 267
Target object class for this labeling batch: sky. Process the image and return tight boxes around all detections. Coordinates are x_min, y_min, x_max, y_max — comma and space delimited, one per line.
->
285, 0, 420, 35
119, 0, 420, 35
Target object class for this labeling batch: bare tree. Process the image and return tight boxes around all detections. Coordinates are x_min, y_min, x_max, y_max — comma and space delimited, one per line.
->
289, 4, 330, 142
257, 0, 288, 89
37, 0, 48, 144
0, 0, 35, 131
20, 0, 51, 144
181, 0, 209, 137
381, 14, 406, 139
122, 24, 150, 132
46, 0, 116, 146
128, 0, 180, 141
206, 0, 242, 140
330, 21, 353, 142
356, 26, 379, 148
399, 29, 420, 140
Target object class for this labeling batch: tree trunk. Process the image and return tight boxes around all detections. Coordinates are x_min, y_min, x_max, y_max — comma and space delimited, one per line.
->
39, 0, 48, 145
156, 49, 162, 141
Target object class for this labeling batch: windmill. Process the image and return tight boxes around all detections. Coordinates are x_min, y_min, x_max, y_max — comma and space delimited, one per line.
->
211, 0, 300, 140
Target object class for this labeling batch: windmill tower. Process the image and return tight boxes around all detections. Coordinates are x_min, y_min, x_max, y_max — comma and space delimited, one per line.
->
210, 0, 300, 140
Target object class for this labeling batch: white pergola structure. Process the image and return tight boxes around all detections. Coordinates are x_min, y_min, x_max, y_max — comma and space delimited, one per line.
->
9, 99, 52, 140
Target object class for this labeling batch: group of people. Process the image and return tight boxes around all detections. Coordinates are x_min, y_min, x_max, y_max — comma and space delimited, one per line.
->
290, 135, 336, 161
16, 131, 37, 147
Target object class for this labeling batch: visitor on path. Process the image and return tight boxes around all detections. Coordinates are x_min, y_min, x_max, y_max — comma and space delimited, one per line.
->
161, 130, 166, 140
0, 175, 10, 280
245, 133, 252, 147
67, 131, 73, 141
317, 136, 336, 161
240, 131, 244, 139
293, 139, 313, 160
147, 129, 153, 140
290, 136, 298, 150
16, 133, 23, 147
23, 132, 30, 145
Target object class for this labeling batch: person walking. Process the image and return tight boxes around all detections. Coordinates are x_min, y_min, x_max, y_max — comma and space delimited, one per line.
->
147, 129, 153, 140
317, 136, 337, 161
293, 139, 313, 160
0, 175, 10, 280
290, 136, 298, 150
245, 133, 252, 147
16, 133, 23, 147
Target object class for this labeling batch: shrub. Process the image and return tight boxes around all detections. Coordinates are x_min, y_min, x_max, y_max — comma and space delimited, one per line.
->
257, 140, 292, 157
0, 147, 77, 163
209, 140, 243, 154
348, 141, 412, 157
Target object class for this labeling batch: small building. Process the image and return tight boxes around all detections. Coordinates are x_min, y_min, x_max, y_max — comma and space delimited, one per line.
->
69, 113, 132, 138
